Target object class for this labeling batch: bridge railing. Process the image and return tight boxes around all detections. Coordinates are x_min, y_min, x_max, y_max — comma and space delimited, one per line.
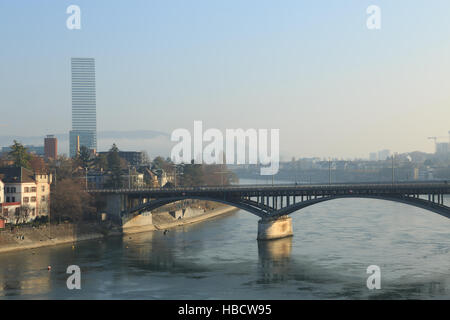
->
87, 180, 450, 193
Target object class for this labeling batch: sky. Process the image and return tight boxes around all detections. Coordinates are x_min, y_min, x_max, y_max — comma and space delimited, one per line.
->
0, 0, 449, 159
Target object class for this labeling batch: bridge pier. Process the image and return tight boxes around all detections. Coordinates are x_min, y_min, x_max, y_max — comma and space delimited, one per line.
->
105, 194, 128, 223
257, 216, 293, 241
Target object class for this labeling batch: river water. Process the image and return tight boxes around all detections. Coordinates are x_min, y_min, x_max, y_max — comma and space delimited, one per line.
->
0, 183, 449, 299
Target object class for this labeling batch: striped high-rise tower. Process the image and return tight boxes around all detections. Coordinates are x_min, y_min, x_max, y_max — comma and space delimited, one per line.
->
69, 57, 97, 157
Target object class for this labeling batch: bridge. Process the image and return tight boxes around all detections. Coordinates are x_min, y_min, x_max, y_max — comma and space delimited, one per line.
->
89, 182, 450, 240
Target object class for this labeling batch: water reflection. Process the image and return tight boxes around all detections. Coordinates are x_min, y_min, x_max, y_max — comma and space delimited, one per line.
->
0, 250, 52, 297
257, 237, 292, 283
1, 200, 449, 299
121, 230, 211, 275
122, 231, 177, 272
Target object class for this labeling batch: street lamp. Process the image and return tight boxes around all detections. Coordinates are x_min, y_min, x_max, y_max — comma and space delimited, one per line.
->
328, 158, 332, 185
128, 165, 131, 189
170, 163, 177, 187
391, 154, 395, 185
85, 167, 88, 190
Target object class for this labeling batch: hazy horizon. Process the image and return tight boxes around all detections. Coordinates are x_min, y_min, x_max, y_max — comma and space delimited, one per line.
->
1, 1, 450, 159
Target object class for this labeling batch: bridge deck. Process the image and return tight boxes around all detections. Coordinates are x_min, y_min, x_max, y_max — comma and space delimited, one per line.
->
89, 182, 450, 195
95, 182, 450, 219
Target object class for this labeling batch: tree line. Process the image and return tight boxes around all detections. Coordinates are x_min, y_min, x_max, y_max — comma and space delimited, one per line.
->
1, 141, 238, 224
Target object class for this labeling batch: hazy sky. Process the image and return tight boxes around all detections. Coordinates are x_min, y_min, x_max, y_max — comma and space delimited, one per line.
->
1, 0, 449, 159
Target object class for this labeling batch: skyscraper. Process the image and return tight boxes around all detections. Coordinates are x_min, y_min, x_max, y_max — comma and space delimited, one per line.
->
69, 58, 97, 157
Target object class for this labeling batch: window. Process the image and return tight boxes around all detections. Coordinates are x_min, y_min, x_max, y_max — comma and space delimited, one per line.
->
23, 197, 29, 203
41, 186, 45, 192
3, 208, 8, 217
11, 197, 15, 202
6, 187, 9, 193
24, 187, 29, 193
41, 196, 45, 202
32, 209, 35, 216
31, 197, 36, 202
11, 187, 16, 193
31, 187, 36, 192
6, 197, 10, 202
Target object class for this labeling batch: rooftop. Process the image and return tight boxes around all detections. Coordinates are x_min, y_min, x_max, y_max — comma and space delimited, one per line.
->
0, 167, 36, 183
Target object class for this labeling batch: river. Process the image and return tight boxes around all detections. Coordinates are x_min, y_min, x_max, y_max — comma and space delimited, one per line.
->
0, 181, 449, 299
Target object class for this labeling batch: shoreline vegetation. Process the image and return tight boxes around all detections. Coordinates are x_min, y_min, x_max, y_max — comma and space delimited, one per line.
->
0, 141, 240, 254
0, 204, 238, 254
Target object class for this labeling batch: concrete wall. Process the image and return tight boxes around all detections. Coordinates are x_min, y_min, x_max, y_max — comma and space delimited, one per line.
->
169, 209, 183, 219
165, 207, 206, 220
257, 216, 293, 240
182, 207, 205, 219
0, 223, 107, 253
122, 211, 153, 231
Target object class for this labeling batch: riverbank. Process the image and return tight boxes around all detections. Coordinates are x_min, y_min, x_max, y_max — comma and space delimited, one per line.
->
0, 205, 238, 254
123, 205, 238, 234
158, 205, 238, 229
0, 223, 110, 254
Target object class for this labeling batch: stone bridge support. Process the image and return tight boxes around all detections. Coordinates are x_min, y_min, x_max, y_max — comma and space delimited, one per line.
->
105, 194, 128, 222
257, 216, 293, 240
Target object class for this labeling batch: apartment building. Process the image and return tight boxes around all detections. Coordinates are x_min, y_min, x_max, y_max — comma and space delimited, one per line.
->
0, 167, 52, 224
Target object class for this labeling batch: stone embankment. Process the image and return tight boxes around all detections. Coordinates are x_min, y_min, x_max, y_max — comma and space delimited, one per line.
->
0, 205, 238, 254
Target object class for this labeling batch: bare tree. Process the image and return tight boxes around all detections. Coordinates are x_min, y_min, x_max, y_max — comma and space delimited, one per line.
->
15, 204, 31, 224
50, 179, 96, 222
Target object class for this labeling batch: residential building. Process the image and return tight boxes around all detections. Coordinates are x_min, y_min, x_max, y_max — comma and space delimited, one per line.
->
378, 149, 391, 161
121, 170, 145, 188
0, 202, 21, 223
369, 152, 377, 161
436, 142, 449, 155
0, 167, 52, 224
150, 168, 174, 187
118, 151, 146, 166
144, 168, 160, 187
87, 169, 144, 189
98, 151, 146, 166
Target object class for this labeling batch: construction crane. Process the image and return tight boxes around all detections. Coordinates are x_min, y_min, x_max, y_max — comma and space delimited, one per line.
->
428, 136, 448, 142
428, 137, 437, 152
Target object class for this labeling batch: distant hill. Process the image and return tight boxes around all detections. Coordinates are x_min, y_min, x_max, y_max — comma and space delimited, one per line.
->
98, 130, 170, 140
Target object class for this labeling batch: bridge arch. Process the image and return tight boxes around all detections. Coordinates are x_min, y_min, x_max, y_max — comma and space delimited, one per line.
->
124, 195, 267, 218
268, 194, 450, 220
124, 194, 450, 220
